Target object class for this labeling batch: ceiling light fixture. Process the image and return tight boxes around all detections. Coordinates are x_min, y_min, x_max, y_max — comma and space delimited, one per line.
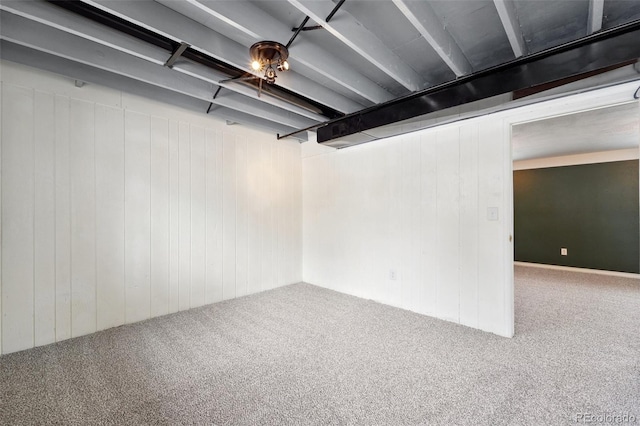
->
250, 41, 290, 84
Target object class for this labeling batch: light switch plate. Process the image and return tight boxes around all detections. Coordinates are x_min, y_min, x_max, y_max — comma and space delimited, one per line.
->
487, 207, 499, 221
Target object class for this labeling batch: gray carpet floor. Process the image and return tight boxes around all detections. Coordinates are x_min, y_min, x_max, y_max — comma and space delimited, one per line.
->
1, 265, 639, 425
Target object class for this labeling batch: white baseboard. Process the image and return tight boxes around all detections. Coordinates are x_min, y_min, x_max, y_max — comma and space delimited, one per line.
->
514, 261, 640, 279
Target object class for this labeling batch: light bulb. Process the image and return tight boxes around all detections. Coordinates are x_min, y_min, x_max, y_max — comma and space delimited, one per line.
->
251, 60, 261, 71
266, 66, 276, 82
282, 60, 289, 71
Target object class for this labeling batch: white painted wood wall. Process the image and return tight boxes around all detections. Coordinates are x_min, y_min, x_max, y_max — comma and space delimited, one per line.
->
302, 119, 515, 337
2, 61, 635, 354
0, 61, 302, 355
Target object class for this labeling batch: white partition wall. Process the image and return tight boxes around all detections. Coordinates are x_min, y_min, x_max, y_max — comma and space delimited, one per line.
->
0, 61, 302, 355
302, 118, 514, 337
302, 79, 640, 338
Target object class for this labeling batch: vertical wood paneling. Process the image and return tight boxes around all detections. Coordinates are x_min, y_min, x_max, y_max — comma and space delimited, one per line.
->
95, 104, 125, 331
400, 136, 422, 313
275, 145, 285, 289
178, 122, 191, 310
1, 85, 35, 353
0, 83, 2, 356
343, 149, 363, 297
293, 143, 302, 283
367, 145, 390, 302
235, 137, 248, 297
124, 111, 151, 324
54, 95, 72, 342
69, 99, 96, 338
419, 133, 438, 316
502, 120, 515, 338
262, 140, 271, 290
247, 138, 262, 295
459, 124, 480, 328
222, 133, 236, 299
205, 129, 223, 304
435, 127, 461, 322
168, 120, 180, 313
301, 117, 512, 336
1, 68, 304, 354
387, 140, 403, 307
151, 116, 170, 317
190, 126, 206, 307
282, 145, 294, 287
478, 120, 507, 332
34, 91, 56, 346
287, 144, 298, 285
263, 141, 275, 291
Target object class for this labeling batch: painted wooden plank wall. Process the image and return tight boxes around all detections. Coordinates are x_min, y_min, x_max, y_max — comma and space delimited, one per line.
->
302, 118, 514, 337
0, 70, 302, 355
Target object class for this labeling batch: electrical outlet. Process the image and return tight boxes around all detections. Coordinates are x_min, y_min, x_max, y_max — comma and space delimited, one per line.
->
561, 248, 568, 256
389, 269, 397, 280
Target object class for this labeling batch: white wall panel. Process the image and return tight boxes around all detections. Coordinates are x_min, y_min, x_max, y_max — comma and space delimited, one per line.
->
54, 95, 72, 342
69, 99, 96, 338
400, 135, 421, 312
168, 120, 180, 313
235, 137, 248, 298
178, 122, 191, 310
276, 142, 287, 290
0, 82, 2, 356
95, 104, 125, 331
247, 138, 262, 295
418, 133, 437, 316
368, 145, 390, 303
190, 125, 206, 307
222, 133, 237, 300
435, 127, 461, 322
386, 140, 403, 307
302, 118, 513, 337
458, 125, 480, 329
0, 61, 302, 354
151, 116, 170, 317
292, 142, 303, 286
34, 90, 56, 346
1, 84, 35, 353
124, 111, 151, 324
205, 128, 223, 304
263, 141, 276, 291
477, 120, 508, 333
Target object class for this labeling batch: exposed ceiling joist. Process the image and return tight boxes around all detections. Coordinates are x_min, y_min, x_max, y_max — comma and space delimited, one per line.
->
0, 0, 326, 122
183, 0, 262, 40
172, 62, 325, 121
0, 11, 317, 130
83, 0, 362, 113
158, 0, 394, 104
1, 0, 167, 64
1, 40, 306, 140
3, 0, 638, 145
287, 0, 427, 92
588, 0, 605, 34
493, 0, 527, 57
392, 0, 472, 77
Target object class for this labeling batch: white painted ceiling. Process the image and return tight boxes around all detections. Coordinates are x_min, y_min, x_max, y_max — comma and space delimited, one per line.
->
1, 0, 640, 140
512, 102, 640, 161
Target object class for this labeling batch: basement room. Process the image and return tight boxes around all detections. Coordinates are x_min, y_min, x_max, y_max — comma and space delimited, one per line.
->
1, 0, 639, 424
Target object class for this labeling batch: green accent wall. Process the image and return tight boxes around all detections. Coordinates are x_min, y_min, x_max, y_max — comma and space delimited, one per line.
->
514, 160, 639, 273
